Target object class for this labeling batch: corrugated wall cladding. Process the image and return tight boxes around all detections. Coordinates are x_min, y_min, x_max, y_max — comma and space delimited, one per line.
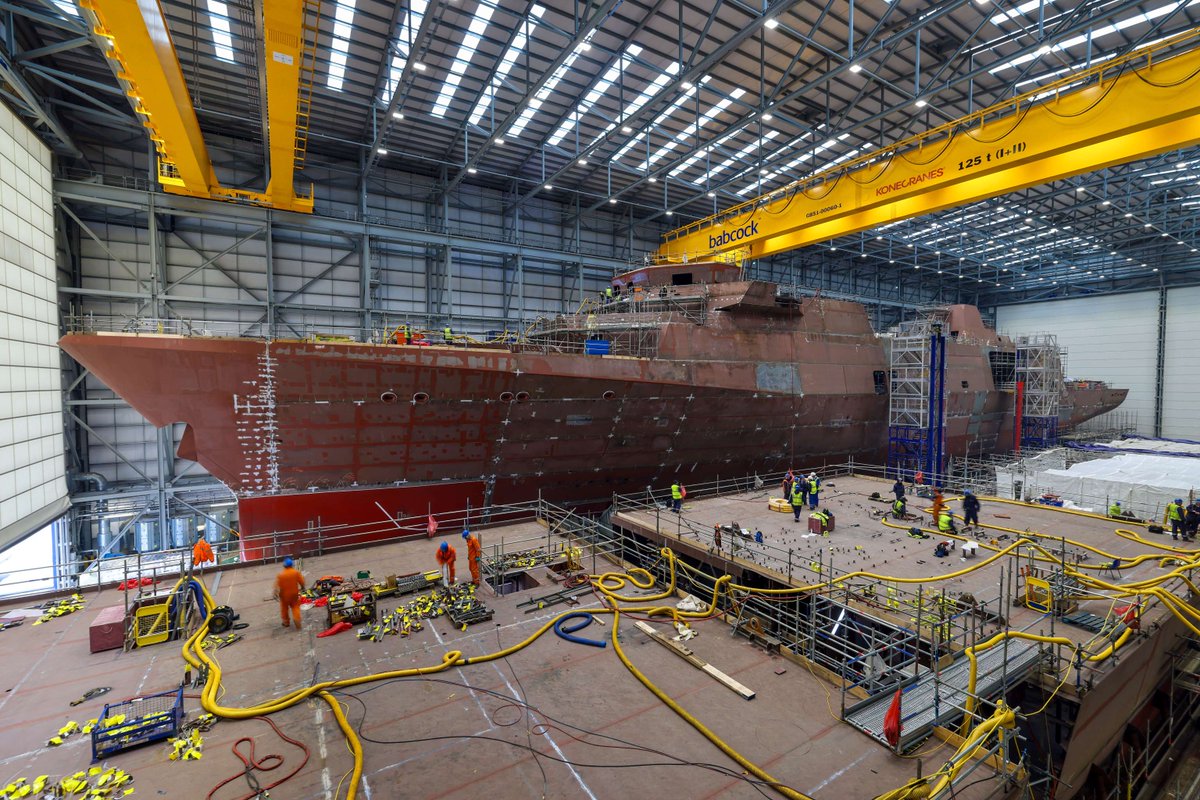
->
996, 290, 1198, 438
0, 102, 67, 533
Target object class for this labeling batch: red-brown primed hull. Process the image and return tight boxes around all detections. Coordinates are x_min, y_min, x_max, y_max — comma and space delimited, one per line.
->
59, 296, 1125, 543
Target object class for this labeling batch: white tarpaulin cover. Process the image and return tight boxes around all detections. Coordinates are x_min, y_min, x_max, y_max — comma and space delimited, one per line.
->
999, 453, 1200, 521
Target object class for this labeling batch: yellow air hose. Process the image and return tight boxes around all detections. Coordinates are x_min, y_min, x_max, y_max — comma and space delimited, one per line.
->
174, 498, 1200, 800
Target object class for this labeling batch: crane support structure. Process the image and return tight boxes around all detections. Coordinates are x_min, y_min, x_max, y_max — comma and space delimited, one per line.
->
262, 0, 317, 212
80, 0, 314, 212
80, 0, 217, 196
654, 29, 1200, 265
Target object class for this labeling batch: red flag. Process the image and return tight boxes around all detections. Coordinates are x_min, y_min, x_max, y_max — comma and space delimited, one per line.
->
427, 514, 439, 537
680, 485, 687, 499
883, 689, 903, 748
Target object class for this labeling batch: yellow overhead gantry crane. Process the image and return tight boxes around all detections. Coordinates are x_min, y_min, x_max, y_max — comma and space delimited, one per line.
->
653, 28, 1200, 265
79, 0, 317, 213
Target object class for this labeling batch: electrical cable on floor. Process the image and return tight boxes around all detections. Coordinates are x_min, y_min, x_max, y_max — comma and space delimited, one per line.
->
331, 677, 777, 798
205, 716, 310, 800
496, 624, 549, 800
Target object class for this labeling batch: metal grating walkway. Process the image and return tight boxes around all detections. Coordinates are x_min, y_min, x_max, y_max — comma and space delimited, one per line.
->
845, 638, 1043, 749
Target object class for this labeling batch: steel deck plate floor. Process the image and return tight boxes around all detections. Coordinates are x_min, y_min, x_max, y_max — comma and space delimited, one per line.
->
0, 518, 1004, 800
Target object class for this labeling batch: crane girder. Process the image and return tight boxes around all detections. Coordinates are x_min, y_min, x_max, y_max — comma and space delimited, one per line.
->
654, 31, 1200, 265
80, 0, 216, 196
80, 0, 314, 212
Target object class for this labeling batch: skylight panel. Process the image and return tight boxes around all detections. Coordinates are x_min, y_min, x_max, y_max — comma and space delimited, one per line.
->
989, 0, 1056, 26
989, 3, 1196, 74
205, 0, 235, 62
507, 32, 595, 139
326, 0, 358, 91
586, 63, 681, 148
700, 130, 781, 184
611, 77, 708, 163
381, 0, 429, 103
668, 128, 741, 178
637, 88, 744, 171
467, 5, 545, 127
742, 146, 860, 196
431, 2, 497, 117
53, 0, 79, 17
546, 45, 641, 148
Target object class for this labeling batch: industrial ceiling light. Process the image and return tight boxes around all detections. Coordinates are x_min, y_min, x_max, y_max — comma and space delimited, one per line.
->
495, 137, 505, 145
578, 158, 588, 165
376, 148, 388, 155
1102, 199, 1111, 205
914, 98, 928, 108
707, 191, 715, 198
414, 62, 427, 71
1075, 186, 1086, 193
763, 112, 774, 121
765, 17, 779, 29
1144, 222, 1152, 227
648, 176, 657, 183
1124, 212, 1133, 217
544, 184, 553, 190
467, 167, 477, 174
392, 112, 405, 120
609, 198, 617, 204
665, 210, 673, 216
849, 63, 863, 73
622, 125, 633, 133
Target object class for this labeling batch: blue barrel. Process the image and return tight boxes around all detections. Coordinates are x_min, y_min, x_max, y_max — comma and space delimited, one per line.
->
584, 339, 611, 355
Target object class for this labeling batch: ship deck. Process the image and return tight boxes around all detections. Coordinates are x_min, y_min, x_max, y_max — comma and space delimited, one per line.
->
613, 475, 1189, 698
0, 508, 1018, 800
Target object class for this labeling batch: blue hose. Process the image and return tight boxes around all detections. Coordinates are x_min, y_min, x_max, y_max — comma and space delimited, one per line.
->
553, 612, 606, 648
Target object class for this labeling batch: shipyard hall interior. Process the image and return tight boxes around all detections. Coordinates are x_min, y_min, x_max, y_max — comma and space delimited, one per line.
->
6, 1, 1200, 799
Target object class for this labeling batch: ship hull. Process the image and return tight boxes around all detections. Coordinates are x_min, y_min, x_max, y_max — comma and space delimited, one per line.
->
59, 313, 1125, 550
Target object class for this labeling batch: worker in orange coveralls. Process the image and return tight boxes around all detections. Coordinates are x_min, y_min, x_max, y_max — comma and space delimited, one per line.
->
192, 533, 214, 566
931, 490, 946, 524
273, 557, 306, 629
463, 530, 481, 586
436, 541, 457, 588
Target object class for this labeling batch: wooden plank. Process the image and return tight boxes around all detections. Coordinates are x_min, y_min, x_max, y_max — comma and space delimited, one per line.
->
632, 620, 755, 699
701, 663, 756, 700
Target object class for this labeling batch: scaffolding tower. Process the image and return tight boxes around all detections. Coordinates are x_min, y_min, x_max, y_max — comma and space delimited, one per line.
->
1015, 334, 1065, 449
887, 310, 948, 483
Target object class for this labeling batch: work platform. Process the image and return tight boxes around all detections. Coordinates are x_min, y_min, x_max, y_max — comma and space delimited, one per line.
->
845, 638, 1043, 750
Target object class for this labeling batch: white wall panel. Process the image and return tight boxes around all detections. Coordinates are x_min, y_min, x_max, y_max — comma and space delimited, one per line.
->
0, 101, 66, 532
1163, 286, 1200, 439
996, 292, 1159, 435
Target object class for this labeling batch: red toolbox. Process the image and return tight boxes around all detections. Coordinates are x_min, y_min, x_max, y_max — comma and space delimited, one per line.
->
89, 605, 126, 653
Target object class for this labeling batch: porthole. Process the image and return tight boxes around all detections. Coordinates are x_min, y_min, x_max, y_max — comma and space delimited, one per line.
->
380, 391, 399, 404
602, 390, 616, 401
515, 391, 530, 402
412, 392, 430, 404
499, 391, 514, 403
